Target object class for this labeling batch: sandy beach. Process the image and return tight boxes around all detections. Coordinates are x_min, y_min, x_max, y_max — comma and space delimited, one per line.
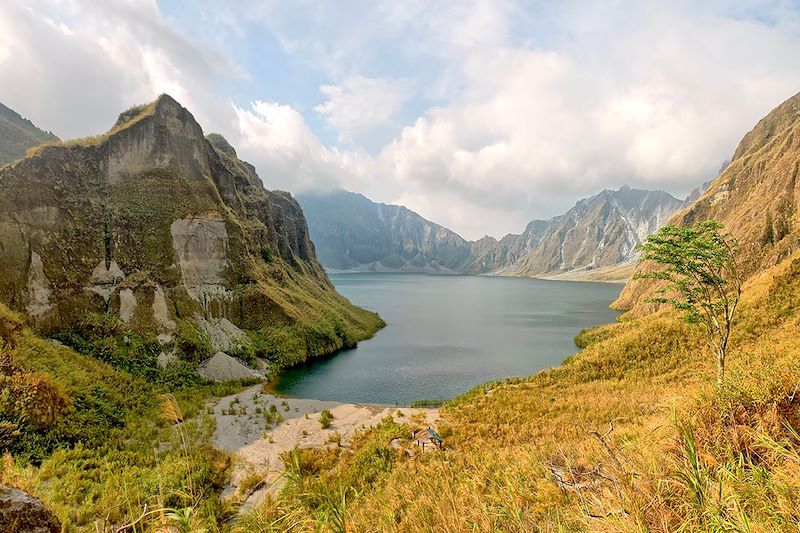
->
212, 384, 439, 513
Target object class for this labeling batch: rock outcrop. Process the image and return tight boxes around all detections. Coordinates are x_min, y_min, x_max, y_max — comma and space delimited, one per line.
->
0, 485, 60, 533
0, 95, 381, 372
502, 187, 683, 278
0, 103, 59, 167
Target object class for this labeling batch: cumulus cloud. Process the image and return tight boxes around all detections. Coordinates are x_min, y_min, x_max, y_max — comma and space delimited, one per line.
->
228, 0, 800, 238
233, 100, 376, 193
314, 75, 412, 143
0, 0, 238, 138
4, 0, 800, 239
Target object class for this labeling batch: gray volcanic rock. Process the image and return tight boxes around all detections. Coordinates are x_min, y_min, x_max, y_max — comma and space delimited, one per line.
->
0, 103, 59, 166
507, 186, 682, 277
300, 187, 684, 281
0, 485, 60, 533
199, 352, 264, 382
297, 190, 472, 273
464, 219, 555, 274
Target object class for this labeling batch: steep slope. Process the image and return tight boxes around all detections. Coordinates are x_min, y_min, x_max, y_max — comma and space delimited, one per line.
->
0, 102, 59, 166
299, 187, 683, 280
0, 95, 382, 372
504, 186, 682, 278
616, 90, 800, 312
297, 190, 472, 273
463, 219, 555, 274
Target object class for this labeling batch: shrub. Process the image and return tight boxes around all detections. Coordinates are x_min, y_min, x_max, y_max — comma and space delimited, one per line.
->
319, 410, 334, 429
176, 319, 213, 363
260, 246, 274, 263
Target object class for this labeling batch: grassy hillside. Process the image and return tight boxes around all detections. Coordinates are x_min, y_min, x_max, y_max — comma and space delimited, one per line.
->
617, 90, 800, 314
237, 250, 800, 531
0, 303, 251, 530
0, 102, 58, 166
7, 234, 798, 531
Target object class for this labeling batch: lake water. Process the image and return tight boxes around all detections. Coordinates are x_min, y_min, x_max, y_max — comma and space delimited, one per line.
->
273, 273, 622, 405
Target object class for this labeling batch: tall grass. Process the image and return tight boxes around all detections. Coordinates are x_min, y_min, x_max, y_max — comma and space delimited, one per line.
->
235, 251, 800, 531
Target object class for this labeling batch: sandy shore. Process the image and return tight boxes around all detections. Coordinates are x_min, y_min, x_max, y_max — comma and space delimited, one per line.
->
212, 384, 439, 513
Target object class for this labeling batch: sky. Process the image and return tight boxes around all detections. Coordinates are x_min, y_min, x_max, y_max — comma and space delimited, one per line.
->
2, 0, 800, 240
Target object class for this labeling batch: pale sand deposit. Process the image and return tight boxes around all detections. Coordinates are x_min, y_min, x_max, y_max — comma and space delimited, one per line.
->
212, 384, 439, 513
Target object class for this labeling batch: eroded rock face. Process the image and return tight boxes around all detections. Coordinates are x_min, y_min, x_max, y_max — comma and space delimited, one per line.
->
26, 252, 53, 317
198, 317, 249, 353
0, 94, 323, 329
104, 95, 210, 184
86, 260, 125, 302
0, 94, 379, 370
118, 288, 136, 323
0, 485, 60, 533
170, 217, 229, 299
153, 285, 175, 335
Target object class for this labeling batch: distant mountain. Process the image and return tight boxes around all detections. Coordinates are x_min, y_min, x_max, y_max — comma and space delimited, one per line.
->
300, 186, 685, 280
501, 186, 683, 279
0, 102, 59, 166
463, 219, 555, 274
297, 190, 472, 273
616, 90, 800, 312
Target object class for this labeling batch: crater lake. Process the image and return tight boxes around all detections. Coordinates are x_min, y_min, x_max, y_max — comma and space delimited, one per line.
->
273, 273, 622, 405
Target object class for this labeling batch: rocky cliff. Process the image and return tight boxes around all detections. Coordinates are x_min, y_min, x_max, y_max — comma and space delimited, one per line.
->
300, 187, 684, 280
0, 95, 382, 374
503, 187, 683, 279
616, 90, 800, 313
0, 103, 59, 166
297, 190, 473, 273
464, 219, 554, 274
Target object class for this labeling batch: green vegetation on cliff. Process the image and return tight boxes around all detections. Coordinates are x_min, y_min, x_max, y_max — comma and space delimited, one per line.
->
0, 102, 59, 166
0, 94, 383, 376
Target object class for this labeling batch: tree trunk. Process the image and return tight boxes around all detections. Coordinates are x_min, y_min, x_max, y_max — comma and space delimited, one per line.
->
716, 346, 725, 388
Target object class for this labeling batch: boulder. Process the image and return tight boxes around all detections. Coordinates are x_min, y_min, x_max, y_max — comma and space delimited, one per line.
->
0, 485, 60, 533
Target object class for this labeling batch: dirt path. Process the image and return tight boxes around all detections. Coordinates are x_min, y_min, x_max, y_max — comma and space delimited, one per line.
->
212, 385, 439, 513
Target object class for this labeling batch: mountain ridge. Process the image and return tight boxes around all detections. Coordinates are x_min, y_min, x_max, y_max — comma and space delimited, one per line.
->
0, 102, 59, 166
300, 186, 686, 281
297, 189, 473, 273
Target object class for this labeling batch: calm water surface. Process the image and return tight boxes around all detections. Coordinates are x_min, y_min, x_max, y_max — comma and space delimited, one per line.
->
273, 274, 621, 405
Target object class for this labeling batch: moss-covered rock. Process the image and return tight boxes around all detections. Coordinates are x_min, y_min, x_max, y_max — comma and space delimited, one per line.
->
0, 94, 382, 372
0, 484, 60, 533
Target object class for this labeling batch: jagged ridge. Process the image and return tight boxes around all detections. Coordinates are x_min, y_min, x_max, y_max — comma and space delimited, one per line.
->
297, 190, 473, 273
301, 187, 684, 281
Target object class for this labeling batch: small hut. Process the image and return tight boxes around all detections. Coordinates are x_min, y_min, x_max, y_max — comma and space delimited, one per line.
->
411, 426, 444, 452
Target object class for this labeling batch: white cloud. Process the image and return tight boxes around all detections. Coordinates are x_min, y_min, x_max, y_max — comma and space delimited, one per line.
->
314, 75, 412, 143
233, 100, 376, 193
0, 0, 238, 139
4, 0, 800, 240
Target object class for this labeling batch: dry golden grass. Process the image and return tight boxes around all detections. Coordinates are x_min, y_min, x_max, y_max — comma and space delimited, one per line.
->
240, 251, 800, 532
